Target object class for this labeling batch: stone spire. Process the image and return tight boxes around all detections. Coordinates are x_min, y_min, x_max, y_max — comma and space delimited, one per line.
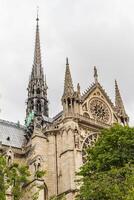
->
62, 57, 74, 98
26, 14, 49, 120
31, 13, 43, 79
115, 80, 129, 125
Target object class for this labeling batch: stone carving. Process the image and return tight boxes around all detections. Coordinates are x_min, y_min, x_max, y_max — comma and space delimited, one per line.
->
34, 156, 42, 172
5, 148, 14, 166
34, 116, 43, 130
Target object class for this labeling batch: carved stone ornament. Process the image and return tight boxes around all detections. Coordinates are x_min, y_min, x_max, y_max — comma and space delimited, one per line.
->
34, 157, 41, 171
5, 148, 14, 166
34, 116, 43, 130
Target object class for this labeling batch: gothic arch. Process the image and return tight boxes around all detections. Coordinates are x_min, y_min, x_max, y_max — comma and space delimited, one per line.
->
36, 100, 41, 113
36, 88, 41, 95
82, 132, 98, 163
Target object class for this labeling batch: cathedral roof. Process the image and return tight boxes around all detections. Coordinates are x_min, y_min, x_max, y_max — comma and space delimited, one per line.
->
0, 119, 25, 149
53, 111, 63, 121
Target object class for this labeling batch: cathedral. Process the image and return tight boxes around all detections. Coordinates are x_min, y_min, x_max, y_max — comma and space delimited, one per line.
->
0, 15, 129, 200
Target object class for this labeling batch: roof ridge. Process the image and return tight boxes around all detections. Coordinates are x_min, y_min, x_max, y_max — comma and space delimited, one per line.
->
82, 82, 96, 98
81, 82, 115, 109
0, 119, 25, 130
97, 83, 115, 108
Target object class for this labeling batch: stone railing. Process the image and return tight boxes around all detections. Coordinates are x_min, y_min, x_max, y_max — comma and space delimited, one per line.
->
74, 113, 110, 128
45, 113, 110, 132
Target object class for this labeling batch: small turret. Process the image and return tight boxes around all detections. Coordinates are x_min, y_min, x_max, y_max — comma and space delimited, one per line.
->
94, 66, 98, 84
62, 57, 74, 99
62, 58, 81, 116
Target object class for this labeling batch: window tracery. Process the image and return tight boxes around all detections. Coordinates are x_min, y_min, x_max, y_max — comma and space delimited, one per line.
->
82, 133, 98, 163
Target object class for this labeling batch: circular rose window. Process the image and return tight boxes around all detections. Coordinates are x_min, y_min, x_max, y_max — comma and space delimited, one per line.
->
89, 98, 111, 124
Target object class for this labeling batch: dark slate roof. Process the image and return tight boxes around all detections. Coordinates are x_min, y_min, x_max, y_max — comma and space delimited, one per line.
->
0, 119, 25, 149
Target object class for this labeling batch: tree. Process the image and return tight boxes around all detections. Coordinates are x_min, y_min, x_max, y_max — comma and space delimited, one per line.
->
77, 124, 134, 200
0, 155, 45, 200
0, 155, 31, 200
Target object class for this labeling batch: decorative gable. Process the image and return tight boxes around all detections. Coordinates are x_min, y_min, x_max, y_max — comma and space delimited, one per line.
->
81, 83, 117, 125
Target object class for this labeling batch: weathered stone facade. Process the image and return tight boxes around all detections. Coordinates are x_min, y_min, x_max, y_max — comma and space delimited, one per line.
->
0, 15, 129, 200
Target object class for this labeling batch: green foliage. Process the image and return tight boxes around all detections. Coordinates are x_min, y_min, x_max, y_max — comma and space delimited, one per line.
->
0, 155, 46, 200
77, 124, 134, 200
0, 156, 7, 200
35, 170, 46, 179
0, 156, 31, 200
10, 164, 31, 200
49, 194, 66, 200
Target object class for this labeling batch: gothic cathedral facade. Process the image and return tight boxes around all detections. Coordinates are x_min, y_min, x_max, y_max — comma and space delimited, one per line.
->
0, 16, 129, 200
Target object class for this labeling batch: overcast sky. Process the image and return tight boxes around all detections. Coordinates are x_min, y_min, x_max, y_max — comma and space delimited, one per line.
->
0, 0, 133, 125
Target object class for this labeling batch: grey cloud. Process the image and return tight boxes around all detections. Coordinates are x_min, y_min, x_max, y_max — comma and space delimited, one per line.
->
0, 0, 133, 125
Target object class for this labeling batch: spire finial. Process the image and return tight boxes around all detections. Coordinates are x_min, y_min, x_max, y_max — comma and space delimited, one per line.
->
66, 57, 69, 65
36, 6, 39, 22
33, 7, 41, 69
94, 66, 98, 84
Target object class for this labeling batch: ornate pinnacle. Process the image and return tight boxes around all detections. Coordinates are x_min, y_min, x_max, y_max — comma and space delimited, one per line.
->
115, 80, 128, 120
77, 83, 80, 94
63, 57, 74, 98
66, 57, 69, 65
94, 66, 98, 84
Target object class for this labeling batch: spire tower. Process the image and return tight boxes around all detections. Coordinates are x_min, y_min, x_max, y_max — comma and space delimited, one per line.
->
115, 80, 129, 125
62, 58, 81, 116
26, 14, 49, 120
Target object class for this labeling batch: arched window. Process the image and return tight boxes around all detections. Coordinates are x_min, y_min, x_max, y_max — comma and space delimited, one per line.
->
36, 100, 41, 113
36, 88, 41, 95
82, 133, 98, 163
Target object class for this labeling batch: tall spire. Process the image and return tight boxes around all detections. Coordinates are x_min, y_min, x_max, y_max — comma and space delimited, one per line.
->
26, 13, 49, 119
115, 80, 129, 124
34, 12, 41, 63
62, 57, 74, 98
